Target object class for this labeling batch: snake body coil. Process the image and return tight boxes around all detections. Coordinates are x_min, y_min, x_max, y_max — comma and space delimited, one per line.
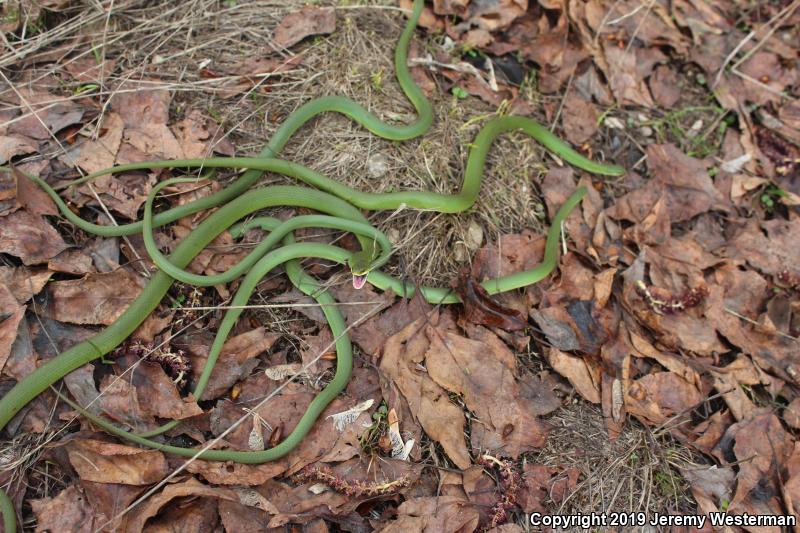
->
0, 0, 623, 529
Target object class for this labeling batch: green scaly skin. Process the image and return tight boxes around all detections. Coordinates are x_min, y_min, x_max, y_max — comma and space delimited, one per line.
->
0, 0, 624, 528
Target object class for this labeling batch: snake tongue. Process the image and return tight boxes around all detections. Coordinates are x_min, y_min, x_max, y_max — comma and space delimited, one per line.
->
352, 274, 367, 290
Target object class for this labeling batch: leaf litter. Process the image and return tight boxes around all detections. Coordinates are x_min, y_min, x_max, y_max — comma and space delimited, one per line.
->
1, 0, 799, 530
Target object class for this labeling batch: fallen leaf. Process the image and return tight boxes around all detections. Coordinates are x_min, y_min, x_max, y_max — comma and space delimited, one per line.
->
349, 289, 433, 356
544, 347, 601, 403
186, 460, 285, 486
646, 143, 730, 223
68, 111, 124, 174
380, 315, 471, 469
184, 327, 280, 401
48, 248, 94, 275
0, 134, 37, 165
425, 323, 551, 457
80, 481, 144, 533
43, 268, 145, 325
455, 270, 527, 331
66, 439, 170, 485
121, 354, 203, 420
0, 209, 68, 265
625, 371, 704, 426
649, 64, 682, 107
519, 463, 580, 514
125, 477, 238, 533
0, 283, 25, 376
273, 7, 336, 49
30, 485, 95, 533
380, 495, 480, 533
6, 87, 84, 140
63, 56, 116, 83
724, 411, 792, 518
0, 266, 50, 303
561, 92, 599, 144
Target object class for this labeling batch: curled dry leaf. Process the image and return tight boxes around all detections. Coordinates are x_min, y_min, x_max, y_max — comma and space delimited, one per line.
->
544, 347, 601, 404
455, 270, 527, 331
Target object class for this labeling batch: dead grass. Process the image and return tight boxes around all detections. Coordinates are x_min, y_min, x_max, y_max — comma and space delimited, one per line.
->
533, 400, 698, 520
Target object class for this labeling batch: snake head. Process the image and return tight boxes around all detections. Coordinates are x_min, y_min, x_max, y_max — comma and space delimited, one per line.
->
348, 251, 372, 290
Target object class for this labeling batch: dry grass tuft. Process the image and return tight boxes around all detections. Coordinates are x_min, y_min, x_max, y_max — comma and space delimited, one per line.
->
534, 400, 698, 517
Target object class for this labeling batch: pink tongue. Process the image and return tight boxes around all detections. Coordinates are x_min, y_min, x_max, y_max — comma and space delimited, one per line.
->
352, 274, 367, 290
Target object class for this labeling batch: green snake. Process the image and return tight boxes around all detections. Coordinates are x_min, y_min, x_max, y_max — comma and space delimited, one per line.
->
0, 0, 624, 528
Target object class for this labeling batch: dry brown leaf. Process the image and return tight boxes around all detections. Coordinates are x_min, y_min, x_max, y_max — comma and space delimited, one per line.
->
5, 87, 84, 140
0, 134, 37, 165
172, 109, 235, 159
80, 481, 144, 533
186, 460, 285, 486
725, 411, 793, 519
123, 356, 203, 420
140, 497, 220, 533
584, 0, 688, 53
646, 143, 730, 222
380, 315, 471, 469
624, 371, 703, 426
425, 326, 551, 457
94, 374, 157, 431
63, 56, 116, 83
124, 477, 238, 533
14, 166, 57, 217
784, 398, 800, 429
380, 495, 480, 533
66, 439, 170, 485
0, 266, 50, 304
68, 111, 124, 174
602, 45, 658, 108
649, 64, 682, 107
519, 463, 580, 514
728, 218, 800, 277
261, 478, 351, 529
0, 283, 25, 376
30, 485, 95, 533
218, 499, 270, 533
185, 327, 280, 401
43, 268, 145, 325
273, 7, 336, 49
544, 347, 601, 403
351, 289, 433, 356
0, 209, 68, 265
561, 92, 599, 144
682, 466, 735, 525
48, 249, 94, 275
